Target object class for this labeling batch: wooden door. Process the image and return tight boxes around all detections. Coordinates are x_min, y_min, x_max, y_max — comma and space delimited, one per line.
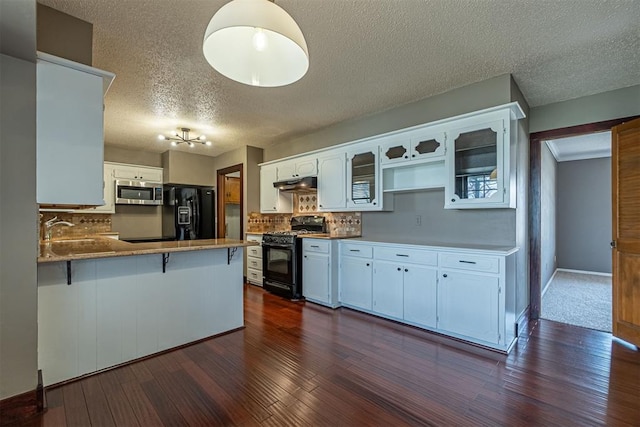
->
612, 118, 640, 347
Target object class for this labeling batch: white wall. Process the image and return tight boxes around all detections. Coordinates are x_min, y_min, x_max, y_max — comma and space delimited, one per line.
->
0, 0, 38, 399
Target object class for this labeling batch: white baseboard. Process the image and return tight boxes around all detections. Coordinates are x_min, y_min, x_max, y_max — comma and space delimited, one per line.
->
541, 269, 559, 297
556, 268, 612, 278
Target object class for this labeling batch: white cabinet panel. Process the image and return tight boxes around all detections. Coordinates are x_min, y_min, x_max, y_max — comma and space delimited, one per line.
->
374, 246, 438, 266
340, 256, 372, 310
317, 154, 346, 211
246, 233, 263, 286
372, 261, 404, 319
112, 164, 163, 182
37, 57, 108, 206
96, 257, 137, 370
37, 260, 97, 386
439, 252, 500, 273
438, 271, 500, 344
260, 165, 292, 213
276, 157, 318, 180
403, 265, 437, 329
303, 252, 330, 304
38, 249, 245, 386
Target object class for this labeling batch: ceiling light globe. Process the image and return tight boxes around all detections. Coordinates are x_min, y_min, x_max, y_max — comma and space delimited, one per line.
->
171, 141, 177, 146
198, 135, 206, 140
189, 142, 194, 148
203, 0, 309, 87
158, 134, 165, 140
205, 141, 212, 146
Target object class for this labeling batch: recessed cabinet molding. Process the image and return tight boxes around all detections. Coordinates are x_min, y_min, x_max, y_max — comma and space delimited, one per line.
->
338, 239, 518, 352
36, 52, 115, 206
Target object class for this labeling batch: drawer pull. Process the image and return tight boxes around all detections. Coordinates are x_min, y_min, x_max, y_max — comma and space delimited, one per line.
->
459, 260, 477, 264
349, 249, 360, 252
310, 245, 320, 248
396, 254, 409, 257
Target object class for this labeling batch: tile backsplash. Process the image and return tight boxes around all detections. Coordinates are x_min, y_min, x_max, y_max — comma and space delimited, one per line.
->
247, 194, 362, 235
39, 212, 112, 240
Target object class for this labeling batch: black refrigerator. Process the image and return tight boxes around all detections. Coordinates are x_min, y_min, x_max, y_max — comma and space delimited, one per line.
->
162, 185, 216, 240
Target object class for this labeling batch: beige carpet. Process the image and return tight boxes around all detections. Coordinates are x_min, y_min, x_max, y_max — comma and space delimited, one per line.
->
541, 270, 612, 333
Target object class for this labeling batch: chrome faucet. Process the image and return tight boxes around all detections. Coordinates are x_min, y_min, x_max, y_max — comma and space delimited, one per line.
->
43, 216, 75, 241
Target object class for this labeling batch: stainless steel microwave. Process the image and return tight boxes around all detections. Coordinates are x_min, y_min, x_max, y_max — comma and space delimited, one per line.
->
115, 180, 163, 205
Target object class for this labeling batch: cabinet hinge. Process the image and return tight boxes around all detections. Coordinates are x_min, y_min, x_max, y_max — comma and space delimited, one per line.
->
498, 286, 501, 294
498, 334, 501, 342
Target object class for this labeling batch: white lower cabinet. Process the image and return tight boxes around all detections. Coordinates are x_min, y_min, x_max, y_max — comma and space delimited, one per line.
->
246, 233, 263, 286
403, 265, 438, 329
302, 239, 339, 308
338, 240, 517, 352
372, 261, 404, 319
438, 270, 500, 344
339, 256, 373, 311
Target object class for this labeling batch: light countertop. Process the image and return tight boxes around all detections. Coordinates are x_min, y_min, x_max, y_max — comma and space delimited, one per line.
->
38, 237, 258, 263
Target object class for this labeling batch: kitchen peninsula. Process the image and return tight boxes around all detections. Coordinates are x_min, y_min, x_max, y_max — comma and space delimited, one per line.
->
37, 237, 256, 386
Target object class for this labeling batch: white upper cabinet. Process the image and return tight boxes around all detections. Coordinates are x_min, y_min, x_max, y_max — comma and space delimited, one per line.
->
74, 162, 116, 214
260, 164, 292, 213
112, 164, 163, 182
379, 128, 446, 167
317, 152, 346, 211
346, 142, 386, 210
276, 156, 317, 180
36, 53, 114, 206
444, 106, 523, 209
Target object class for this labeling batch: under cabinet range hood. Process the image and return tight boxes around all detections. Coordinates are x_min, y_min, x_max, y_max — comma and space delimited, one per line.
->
273, 176, 317, 192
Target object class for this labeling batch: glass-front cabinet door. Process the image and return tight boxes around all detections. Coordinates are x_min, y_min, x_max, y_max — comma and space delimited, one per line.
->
346, 144, 381, 209
445, 111, 511, 209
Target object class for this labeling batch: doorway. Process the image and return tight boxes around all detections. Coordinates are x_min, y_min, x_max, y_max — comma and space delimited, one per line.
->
217, 164, 243, 239
529, 116, 638, 322
538, 132, 612, 331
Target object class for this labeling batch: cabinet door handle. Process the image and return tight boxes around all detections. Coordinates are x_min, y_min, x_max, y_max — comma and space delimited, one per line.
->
311, 245, 320, 248
459, 260, 477, 264
443, 273, 448, 278
404, 268, 408, 272
397, 267, 401, 271
366, 263, 370, 266
304, 255, 307, 258
396, 254, 409, 257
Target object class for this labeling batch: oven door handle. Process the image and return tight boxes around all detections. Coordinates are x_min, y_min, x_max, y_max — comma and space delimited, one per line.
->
263, 244, 292, 249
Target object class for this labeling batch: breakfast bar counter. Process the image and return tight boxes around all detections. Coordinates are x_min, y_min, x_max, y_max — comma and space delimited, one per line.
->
37, 237, 255, 386
38, 237, 257, 262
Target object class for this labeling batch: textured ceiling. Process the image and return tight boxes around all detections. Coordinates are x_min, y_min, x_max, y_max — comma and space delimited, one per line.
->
38, 0, 640, 157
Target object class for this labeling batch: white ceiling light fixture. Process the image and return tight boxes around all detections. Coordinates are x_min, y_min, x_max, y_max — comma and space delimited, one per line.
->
158, 128, 212, 148
202, 0, 309, 87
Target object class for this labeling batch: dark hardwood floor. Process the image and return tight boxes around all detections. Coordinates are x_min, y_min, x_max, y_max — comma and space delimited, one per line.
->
22, 284, 640, 426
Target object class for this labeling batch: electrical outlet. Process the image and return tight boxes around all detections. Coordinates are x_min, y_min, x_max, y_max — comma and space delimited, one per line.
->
416, 215, 422, 226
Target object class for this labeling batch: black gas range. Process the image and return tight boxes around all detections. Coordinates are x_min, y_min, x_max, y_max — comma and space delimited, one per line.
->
262, 216, 326, 300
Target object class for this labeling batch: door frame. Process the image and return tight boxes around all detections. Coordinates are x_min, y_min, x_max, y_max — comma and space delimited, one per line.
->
217, 164, 244, 239
528, 115, 639, 320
